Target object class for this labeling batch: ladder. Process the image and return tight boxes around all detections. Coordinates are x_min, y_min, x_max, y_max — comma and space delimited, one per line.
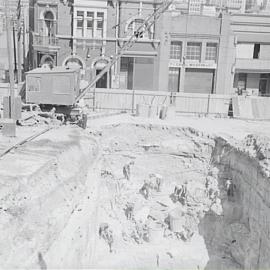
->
75, 0, 174, 104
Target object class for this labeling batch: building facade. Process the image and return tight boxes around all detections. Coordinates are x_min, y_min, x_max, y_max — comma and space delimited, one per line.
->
30, 0, 163, 91
231, 14, 270, 96
29, 0, 73, 71
28, 1, 270, 96
158, 12, 234, 94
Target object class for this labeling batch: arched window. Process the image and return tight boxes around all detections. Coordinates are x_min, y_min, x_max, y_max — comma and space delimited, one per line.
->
126, 19, 152, 39
65, 57, 84, 69
40, 54, 55, 68
44, 11, 54, 37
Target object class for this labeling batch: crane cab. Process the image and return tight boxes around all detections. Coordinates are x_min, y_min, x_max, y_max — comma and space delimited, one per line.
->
25, 66, 81, 107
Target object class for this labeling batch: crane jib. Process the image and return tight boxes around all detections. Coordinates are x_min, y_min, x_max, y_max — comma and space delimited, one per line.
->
74, 0, 174, 104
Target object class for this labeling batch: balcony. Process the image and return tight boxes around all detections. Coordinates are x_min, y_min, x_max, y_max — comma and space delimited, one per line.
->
235, 58, 270, 73
33, 34, 60, 52
34, 34, 59, 46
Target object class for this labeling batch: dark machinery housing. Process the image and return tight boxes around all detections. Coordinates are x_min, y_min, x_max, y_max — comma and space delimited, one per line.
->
26, 66, 80, 107
25, 66, 86, 126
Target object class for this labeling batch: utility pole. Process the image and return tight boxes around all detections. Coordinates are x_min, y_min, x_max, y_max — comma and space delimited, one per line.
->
17, 0, 22, 83
12, 20, 17, 82
4, 0, 15, 120
22, 20, 26, 73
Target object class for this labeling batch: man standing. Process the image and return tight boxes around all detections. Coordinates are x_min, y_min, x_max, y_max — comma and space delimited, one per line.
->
225, 179, 235, 198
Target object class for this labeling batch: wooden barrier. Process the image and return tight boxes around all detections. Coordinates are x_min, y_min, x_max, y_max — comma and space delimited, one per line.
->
84, 88, 171, 112
84, 88, 233, 116
232, 96, 270, 120
174, 93, 231, 116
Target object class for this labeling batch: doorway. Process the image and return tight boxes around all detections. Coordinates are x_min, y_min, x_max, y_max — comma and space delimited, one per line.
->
120, 57, 134, 89
96, 69, 108, 88
259, 74, 270, 96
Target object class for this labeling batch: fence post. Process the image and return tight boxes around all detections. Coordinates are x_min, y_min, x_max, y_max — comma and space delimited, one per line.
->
131, 90, 135, 114
93, 88, 96, 112
206, 94, 211, 114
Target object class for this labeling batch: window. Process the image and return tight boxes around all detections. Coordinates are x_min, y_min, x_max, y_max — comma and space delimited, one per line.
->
76, 11, 84, 37
186, 42, 201, 61
28, 76, 41, 92
44, 11, 55, 37
170, 41, 182, 60
206, 43, 217, 61
168, 67, 180, 92
86, 11, 94, 38
96, 12, 104, 38
126, 19, 152, 39
253, 43, 260, 59
75, 10, 106, 38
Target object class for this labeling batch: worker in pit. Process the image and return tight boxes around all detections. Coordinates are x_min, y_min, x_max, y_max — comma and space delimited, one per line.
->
107, 230, 114, 253
140, 181, 150, 199
123, 161, 134, 181
81, 113, 87, 129
225, 179, 236, 198
99, 223, 114, 253
174, 182, 187, 205
125, 202, 134, 220
149, 173, 163, 192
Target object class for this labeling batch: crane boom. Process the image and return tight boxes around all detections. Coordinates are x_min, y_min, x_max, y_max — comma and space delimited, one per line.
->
75, 0, 174, 103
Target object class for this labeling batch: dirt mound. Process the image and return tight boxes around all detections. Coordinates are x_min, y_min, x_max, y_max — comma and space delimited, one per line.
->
0, 127, 98, 268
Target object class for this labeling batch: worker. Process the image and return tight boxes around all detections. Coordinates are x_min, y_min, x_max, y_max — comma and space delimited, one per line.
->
174, 182, 187, 205
142, 223, 149, 242
174, 185, 180, 197
125, 202, 134, 220
123, 161, 134, 180
156, 176, 162, 192
225, 179, 235, 197
99, 223, 109, 238
99, 223, 114, 253
37, 252, 47, 270
149, 173, 163, 192
123, 163, 130, 180
81, 113, 87, 129
107, 229, 114, 253
180, 182, 187, 204
140, 182, 150, 199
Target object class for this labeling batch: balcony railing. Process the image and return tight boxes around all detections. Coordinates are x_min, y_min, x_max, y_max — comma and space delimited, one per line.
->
33, 34, 59, 46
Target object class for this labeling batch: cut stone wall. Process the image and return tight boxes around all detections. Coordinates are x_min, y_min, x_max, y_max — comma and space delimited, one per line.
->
213, 136, 270, 269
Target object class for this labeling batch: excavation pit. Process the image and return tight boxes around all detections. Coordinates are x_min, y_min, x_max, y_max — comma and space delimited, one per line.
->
1, 123, 270, 269
90, 123, 270, 270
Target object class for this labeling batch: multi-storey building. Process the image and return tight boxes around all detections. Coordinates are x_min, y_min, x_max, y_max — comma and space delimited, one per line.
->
30, 0, 162, 90
28, 1, 270, 96
29, 0, 72, 71
230, 14, 270, 96
158, 12, 234, 94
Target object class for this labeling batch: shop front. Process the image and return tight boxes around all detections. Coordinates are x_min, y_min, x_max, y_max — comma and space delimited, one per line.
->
233, 72, 270, 96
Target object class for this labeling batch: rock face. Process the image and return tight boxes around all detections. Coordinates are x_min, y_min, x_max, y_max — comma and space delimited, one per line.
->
210, 136, 270, 269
